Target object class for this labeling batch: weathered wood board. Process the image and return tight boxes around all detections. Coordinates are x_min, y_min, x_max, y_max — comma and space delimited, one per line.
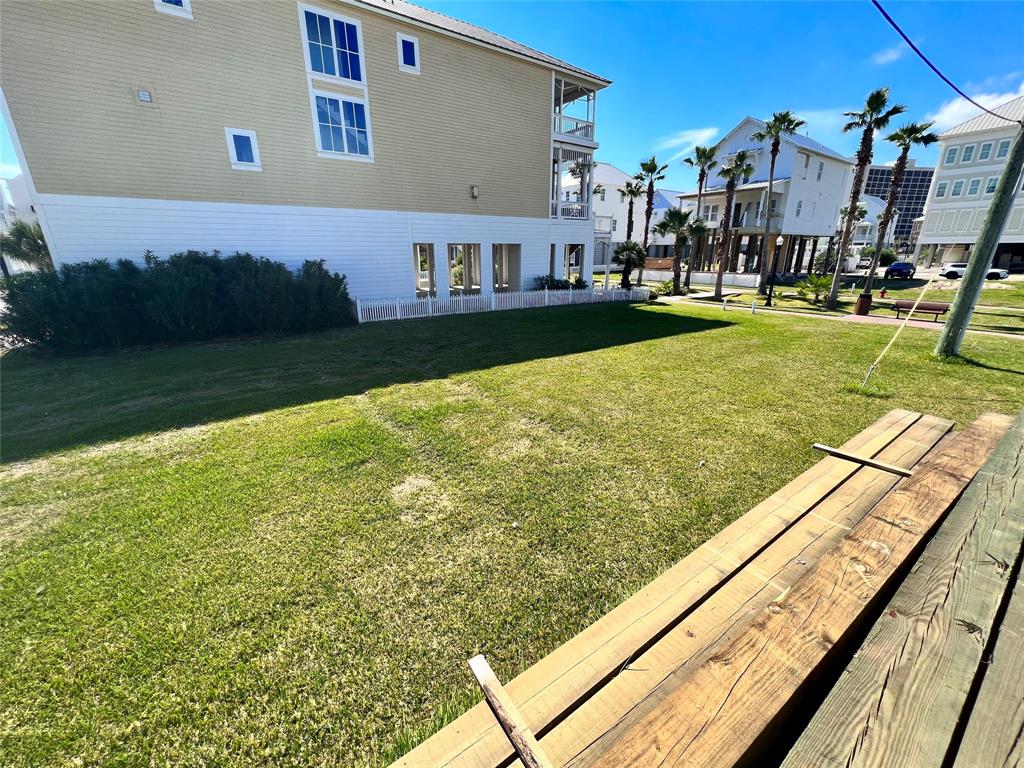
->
573, 413, 1011, 768
783, 411, 1024, 768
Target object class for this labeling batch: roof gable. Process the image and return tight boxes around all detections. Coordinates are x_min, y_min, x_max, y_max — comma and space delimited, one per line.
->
940, 94, 1024, 138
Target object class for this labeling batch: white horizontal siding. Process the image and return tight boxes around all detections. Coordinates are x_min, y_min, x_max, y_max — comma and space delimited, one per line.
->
38, 193, 595, 299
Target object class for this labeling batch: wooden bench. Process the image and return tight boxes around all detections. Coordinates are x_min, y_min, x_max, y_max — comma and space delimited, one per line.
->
892, 299, 950, 321
391, 409, 1019, 768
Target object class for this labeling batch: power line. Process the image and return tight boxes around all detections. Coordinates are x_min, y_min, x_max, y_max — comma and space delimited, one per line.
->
871, 0, 1023, 127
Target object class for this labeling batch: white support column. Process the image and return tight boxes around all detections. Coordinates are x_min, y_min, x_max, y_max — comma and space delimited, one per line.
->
434, 241, 450, 298
480, 242, 495, 296
552, 240, 565, 279
581, 242, 593, 287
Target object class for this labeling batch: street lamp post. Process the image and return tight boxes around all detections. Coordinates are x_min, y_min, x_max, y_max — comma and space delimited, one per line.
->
765, 235, 784, 307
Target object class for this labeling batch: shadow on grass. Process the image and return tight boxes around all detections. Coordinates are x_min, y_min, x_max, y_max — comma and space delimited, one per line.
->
1, 303, 733, 463
939, 354, 1024, 377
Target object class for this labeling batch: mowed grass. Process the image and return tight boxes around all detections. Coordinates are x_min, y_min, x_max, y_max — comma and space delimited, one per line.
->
2, 302, 1023, 767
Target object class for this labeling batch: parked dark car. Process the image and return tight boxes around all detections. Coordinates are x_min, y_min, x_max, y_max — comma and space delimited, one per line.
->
883, 261, 916, 280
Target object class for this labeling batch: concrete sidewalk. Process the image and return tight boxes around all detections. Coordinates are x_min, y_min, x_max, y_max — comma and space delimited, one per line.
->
659, 297, 1024, 341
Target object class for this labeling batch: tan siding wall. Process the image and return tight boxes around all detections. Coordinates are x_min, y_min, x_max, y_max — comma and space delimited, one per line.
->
1, 0, 553, 218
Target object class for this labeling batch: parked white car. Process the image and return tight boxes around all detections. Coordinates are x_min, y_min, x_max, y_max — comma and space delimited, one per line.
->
939, 262, 1010, 280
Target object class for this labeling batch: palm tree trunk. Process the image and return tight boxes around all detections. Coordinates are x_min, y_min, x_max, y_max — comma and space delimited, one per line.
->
685, 174, 704, 292
0, 255, 11, 283
713, 183, 736, 300
860, 148, 908, 303
672, 240, 682, 294
639, 181, 654, 286
758, 150, 778, 295
827, 128, 874, 310
622, 199, 636, 289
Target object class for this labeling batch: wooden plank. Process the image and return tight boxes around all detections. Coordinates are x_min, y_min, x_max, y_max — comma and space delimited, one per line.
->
534, 415, 953, 768
392, 410, 921, 768
573, 412, 1011, 768
954, 567, 1024, 768
812, 443, 913, 477
468, 656, 554, 768
783, 411, 1024, 768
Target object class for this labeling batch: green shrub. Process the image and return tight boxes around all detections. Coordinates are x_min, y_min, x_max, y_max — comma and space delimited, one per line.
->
794, 274, 833, 304
1, 250, 353, 350
533, 275, 589, 290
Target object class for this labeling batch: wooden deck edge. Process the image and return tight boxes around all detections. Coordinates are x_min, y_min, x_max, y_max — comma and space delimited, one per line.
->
575, 412, 1011, 768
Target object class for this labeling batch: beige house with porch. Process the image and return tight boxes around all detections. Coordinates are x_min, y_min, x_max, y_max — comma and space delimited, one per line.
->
0, 0, 609, 298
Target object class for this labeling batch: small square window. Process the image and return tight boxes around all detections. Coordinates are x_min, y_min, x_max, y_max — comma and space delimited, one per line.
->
950, 180, 964, 197
996, 139, 1011, 159
224, 128, 261, 171
985, 177, 998, 194
397, 33, 420, 74
154, 0, 192, 19
967, 178, 981, 195
978, 142, 992, 161
961, 145, 975, 162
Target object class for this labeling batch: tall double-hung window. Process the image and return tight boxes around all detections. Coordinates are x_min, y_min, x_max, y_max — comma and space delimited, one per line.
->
314, 93, 370, 156
303, 9, 362, 83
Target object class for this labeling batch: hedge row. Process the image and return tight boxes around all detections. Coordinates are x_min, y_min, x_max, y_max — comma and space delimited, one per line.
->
1, 250, 354, 350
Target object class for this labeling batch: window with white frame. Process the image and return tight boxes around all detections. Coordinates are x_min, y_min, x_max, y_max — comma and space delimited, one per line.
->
935, 181, 948, 198
612, 218, 617, 231
154, 0, 192, 19
944, 146, 959, 165
950, 179, 964, 197
314, 93, 370, 157
996, 139, 1011, 159
967, 178, 981, 195
396, 33, 419, 74
985, 176, 998, 194
795, 200, 802, 217
599, 189, 606, 201
224, 128, 261, 170
816, 160, 824, 182
302, 8, 363, 83
961, 144, 975, 162
978, 142, 993, 161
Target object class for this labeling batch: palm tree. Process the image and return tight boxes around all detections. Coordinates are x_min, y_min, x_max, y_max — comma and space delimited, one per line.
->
826, 87, 906, 309
635, 156, 668, 283
621, 179, 645, 245
713, 151, 755, 299
613, 240, 645, 290
682, 144, 718, 283
750, 111, 806, 294
653, 208, 707, 295
858, 121, 938, 307
0, 218, 55, 279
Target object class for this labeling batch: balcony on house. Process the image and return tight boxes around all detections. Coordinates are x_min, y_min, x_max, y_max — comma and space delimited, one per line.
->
550, 146, 593, 220
553, 77, 596, 146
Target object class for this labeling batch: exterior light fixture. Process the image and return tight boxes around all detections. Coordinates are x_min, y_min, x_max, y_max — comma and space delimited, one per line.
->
470, 185, 479, 199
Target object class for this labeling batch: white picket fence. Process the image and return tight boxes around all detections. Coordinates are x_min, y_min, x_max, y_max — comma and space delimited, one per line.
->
355, 286, 651, 324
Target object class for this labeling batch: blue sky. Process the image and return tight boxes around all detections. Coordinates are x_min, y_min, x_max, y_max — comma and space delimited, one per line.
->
421, 0, 1024, 190
3, 1, 1023, 192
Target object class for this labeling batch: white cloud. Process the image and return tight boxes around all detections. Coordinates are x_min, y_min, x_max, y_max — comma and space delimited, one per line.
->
870, 45, 905, 66
654, 127, 719, 162
0, 161, 21, 178
925, 79, 1024, 131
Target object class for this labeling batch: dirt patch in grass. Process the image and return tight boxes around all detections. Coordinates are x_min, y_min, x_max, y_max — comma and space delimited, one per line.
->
392, 475, 453, 524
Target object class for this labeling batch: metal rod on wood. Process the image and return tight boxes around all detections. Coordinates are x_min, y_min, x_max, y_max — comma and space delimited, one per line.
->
468, 655, 554, 768
812, 443, 913, 477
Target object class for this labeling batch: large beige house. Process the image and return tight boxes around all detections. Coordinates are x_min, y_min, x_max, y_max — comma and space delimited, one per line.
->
0, 0, 609, 298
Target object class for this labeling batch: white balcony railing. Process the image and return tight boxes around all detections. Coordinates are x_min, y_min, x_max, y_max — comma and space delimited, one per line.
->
551, 200, 590, 220
553, 113, 595, 141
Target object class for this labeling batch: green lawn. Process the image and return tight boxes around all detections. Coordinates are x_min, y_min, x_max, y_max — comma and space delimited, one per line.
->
3, 302, 1024, 767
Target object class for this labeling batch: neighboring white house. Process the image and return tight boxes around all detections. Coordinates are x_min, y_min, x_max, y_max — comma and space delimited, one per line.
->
914, 94, 1024, 271
564, 162, 693, 267
0, 173, 33, 232
1, 0, 610, 299
677, 116, 854, 275
849, 194, 900, 252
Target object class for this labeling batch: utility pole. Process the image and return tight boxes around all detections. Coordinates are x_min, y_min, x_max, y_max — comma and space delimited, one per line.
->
935, 123, 1024, 356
